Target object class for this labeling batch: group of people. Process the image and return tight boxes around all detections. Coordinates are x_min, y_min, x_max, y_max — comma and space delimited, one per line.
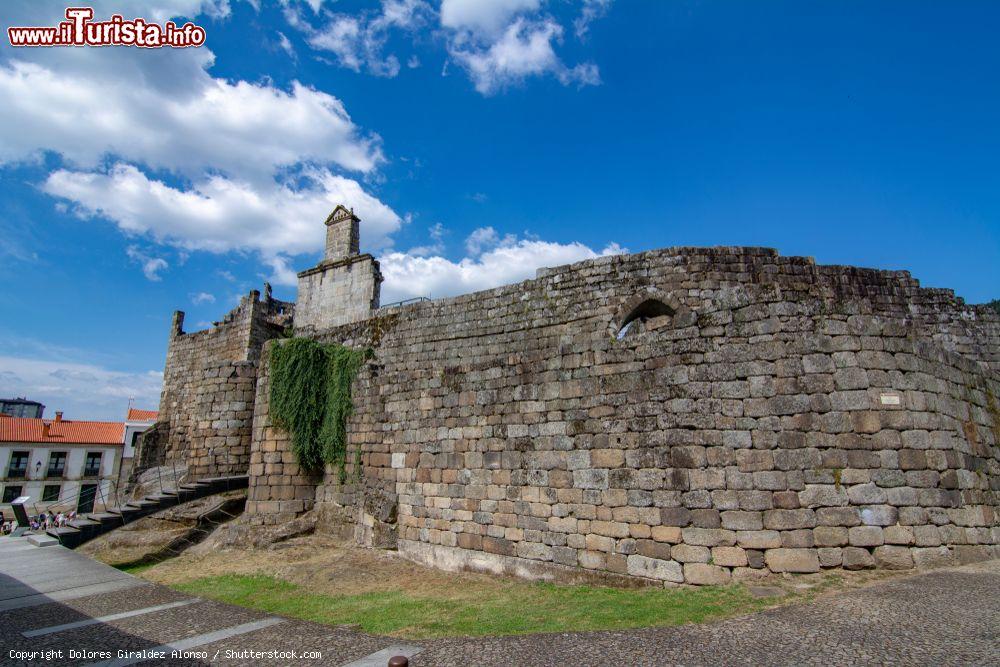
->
29, 510, 77, 531
0, 509, 77, 535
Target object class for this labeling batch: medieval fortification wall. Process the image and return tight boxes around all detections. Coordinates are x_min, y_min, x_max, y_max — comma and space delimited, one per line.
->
140, 207, 999, 585
133, 287, 292, 480
241, 241, 999, 586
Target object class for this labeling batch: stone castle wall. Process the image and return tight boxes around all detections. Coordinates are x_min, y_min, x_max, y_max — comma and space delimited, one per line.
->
134, 288, 292, 480
294, 255, 382, 333
243, 246, 1000, 585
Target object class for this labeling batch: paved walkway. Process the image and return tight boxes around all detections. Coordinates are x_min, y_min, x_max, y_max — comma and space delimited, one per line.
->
0, 538, 414, 666
415, 560, 1000, 666
1, 536, 997, 666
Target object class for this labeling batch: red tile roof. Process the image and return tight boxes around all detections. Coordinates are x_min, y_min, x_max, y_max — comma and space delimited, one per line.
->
126, 408, 158, 422
0, 417, 125, 445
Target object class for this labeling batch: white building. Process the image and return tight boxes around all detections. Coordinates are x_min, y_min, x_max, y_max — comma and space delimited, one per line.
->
123, 407, 157, 460
0, 412, 126, 517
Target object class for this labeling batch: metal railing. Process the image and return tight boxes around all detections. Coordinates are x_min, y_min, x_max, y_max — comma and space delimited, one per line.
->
378, 296, 430, 310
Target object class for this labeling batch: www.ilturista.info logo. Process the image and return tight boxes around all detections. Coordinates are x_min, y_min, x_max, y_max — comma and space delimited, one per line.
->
7, 7, 206, 48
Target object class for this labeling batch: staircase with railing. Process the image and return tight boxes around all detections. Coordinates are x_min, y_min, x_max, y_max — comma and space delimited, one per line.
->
30, 460, 248, 549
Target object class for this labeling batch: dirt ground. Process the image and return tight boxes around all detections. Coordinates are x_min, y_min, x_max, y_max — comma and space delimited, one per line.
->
129, 531, 912, 604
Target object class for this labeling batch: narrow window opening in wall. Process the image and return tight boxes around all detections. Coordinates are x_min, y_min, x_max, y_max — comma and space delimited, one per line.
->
616, 299, 675, 339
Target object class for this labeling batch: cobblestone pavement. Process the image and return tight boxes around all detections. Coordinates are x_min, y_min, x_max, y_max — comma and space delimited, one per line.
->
2, 535, 997, 667
415, 560, 1000, 667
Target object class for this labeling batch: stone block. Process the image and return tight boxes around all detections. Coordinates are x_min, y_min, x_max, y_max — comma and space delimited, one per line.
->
841, 546, 875, 570
799, 484, 848, 508
711, 546, 748, 567
772, 490, 800, 509
627, 555, 683, 582
913, 525, 941, 547
736, 530, 782, 549
671, 543, 711, 563
813, 526, 848, 547
637, 540, 672, 560
859, 505, 898, 527
690, 508, 722, 528
816, 506, 861, 527
764, 548, 820, 573
847, 483, 887, 505
780, 529, 815, 548
682, 527, 736, 547
817, 547, 843, 568
883, 525, 914, 546
660, 507, 692, 527
912, 546, 954, 568
848, 525, 884, 547
720, 510, 763, 531
763, 509, 816, 530
650, 525, 682, 543
684, 562, 732, 585
573, 469, 609, 489
873, 545, 914, 570
578, 550, 607, 570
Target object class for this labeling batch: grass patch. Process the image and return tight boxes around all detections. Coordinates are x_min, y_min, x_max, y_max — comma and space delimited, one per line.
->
172, 573, 773, 638
115, 561, 157, 576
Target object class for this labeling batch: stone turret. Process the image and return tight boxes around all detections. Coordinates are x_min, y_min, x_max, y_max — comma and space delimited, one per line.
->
324, 205, 361, 259
294, 205, 383, 332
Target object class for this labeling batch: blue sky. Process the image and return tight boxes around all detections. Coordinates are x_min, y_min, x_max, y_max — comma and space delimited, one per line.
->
1, 1, 998, 419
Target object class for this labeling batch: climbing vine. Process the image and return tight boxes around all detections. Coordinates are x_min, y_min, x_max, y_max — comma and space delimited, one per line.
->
269, 337, 371, 479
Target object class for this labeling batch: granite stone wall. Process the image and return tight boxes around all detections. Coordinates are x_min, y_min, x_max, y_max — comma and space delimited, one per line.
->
294, 255, 382, 333
294, 205, 383, 333
245, 246, 1000, 585
134, 288, 292, 481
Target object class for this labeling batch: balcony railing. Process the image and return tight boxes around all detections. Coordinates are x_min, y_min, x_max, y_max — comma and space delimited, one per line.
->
6, 468, 27, 479
82, 467, 101, 477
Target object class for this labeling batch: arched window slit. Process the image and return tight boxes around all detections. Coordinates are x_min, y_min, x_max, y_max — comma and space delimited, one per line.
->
616, 299, 675, 339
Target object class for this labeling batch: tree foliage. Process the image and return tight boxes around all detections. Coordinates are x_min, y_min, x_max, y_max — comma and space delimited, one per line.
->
269, 338, 370, 478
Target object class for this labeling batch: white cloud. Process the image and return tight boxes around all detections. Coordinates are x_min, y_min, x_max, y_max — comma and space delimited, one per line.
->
190, 291, 216, 304
304, 0, 432, 77
309, 16, 365, 71
379, 235, 624, 302
407, 222, 446, 257
0, 355, 163, 421
0, 60, 382, 184
262, 255, 300, 287
448, 18, 600, 95
126, 245, 169, 282
44, 163, 403, 257
464, 225, 516, 255
574, 0, 612, 39
0, 1, 404, 276
283, 0, 607, 95
440, 0, 539, 35
277, 31, 297, 61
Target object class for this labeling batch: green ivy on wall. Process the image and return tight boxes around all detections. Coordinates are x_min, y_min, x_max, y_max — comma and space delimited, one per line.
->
269, 337, 371, 479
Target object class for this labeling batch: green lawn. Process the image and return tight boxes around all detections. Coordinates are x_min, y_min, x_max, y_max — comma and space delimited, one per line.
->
172, 573, 774, 638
